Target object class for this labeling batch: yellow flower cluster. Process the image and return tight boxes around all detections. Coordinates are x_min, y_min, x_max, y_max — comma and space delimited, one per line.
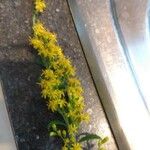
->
62, 142, 82, 150
30, 20, 90, 148
30, 2, 90, 147
34, 0, 46, 13
71, 143, 82, 150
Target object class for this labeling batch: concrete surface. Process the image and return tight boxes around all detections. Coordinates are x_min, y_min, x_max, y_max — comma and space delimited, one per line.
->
0, 82, 17, 150
0, 0, 117, 149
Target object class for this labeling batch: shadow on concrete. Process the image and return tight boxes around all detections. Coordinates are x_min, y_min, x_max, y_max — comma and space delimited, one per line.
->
0, 58, 62, 150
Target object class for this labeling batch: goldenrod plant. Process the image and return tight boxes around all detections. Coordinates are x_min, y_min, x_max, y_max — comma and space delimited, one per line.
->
30, 0, 108, 149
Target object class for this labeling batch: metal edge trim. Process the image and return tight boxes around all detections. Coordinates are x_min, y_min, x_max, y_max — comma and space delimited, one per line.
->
67, 0, 130, 149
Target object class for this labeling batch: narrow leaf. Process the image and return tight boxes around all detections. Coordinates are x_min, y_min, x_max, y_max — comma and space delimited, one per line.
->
79, 133, 101, 143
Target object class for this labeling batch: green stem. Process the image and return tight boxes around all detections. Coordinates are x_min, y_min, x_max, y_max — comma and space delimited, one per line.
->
32, 13, 36, 25
58, 109, 69, 127
32, 8, 39, 25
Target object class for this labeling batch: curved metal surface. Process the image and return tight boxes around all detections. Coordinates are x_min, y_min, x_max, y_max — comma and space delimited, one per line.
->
68, 0, 150, 150
0, 81, 17, 150
112, 0, 150, 111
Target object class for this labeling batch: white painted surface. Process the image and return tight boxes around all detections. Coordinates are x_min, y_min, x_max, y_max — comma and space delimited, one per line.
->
0, 83, 17, 150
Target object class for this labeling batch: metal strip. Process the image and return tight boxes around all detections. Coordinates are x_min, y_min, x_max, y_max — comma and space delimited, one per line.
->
67, 0, 128, 149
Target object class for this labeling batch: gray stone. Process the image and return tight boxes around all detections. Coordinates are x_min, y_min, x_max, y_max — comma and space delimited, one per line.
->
0, 0, 32, 47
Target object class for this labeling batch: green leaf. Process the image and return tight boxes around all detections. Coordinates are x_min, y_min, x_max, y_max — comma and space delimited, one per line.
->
58, 78, 67, 89
79, 133, 102, 143
48, 120, 67, 129
36, 58, 45, 67
36, 57, 50, 68
50, 132, 57, 137
58, 109, 69, 126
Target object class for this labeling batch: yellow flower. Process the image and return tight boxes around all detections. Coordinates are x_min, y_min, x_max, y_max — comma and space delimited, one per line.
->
67, 86, 83, 99
58, 99, 66, 108
39, 79, 51, 89
68, 78, 81, 87
47, 43, 63, 57
33, 21, 57, 44
75, 97, 85, 111
63, 58, 75, 76
67, 87, 75, 98
48, 98, 66, 112
41, 69, 55, 79
67, 109, 77, 119
42, 89, 63, 99
55, 68, 65, 77
62, 146, 68, 150
33, 21, 46, 36
67, 77, 83, 101
41, 88, 51, 99
46, 48, 62, 59
51, 90, 64, 99
56, 57, 75, 76
48, 100, 58, 112
38, 48, 50, 57
79, 113, 90, 123
34, 0, 46, 13
71, 143, 82, 150
40, 78, 60, 99
40, 80, 52, 98
68, 124, 78, 136
30, 37, 44, 50
44, 32, 57, 43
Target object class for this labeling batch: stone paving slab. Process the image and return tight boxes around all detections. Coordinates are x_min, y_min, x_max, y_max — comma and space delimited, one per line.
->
0, 0, 117, 149
0, 82, 17, 150
0, 0, 32, 47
